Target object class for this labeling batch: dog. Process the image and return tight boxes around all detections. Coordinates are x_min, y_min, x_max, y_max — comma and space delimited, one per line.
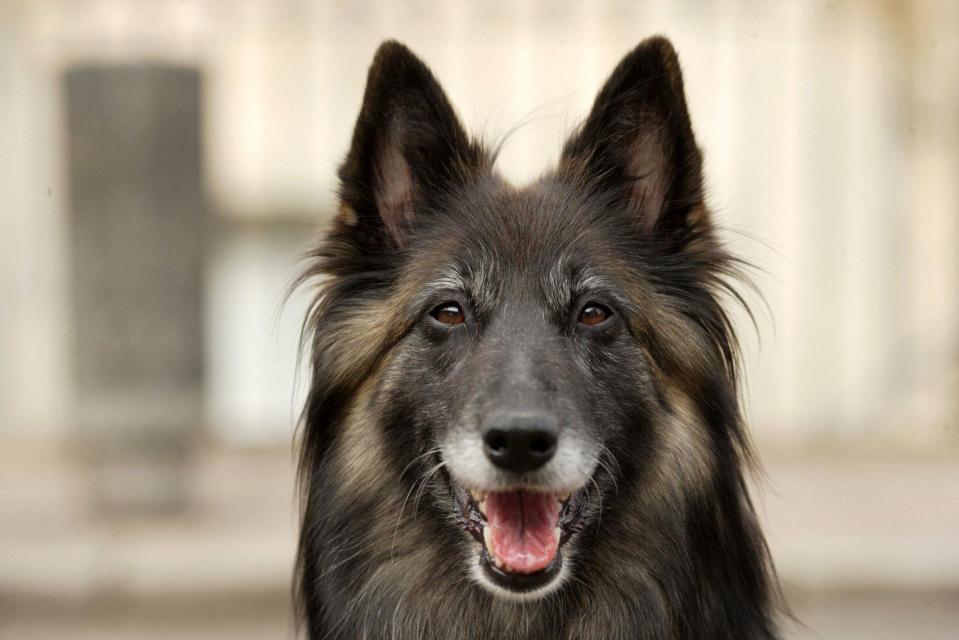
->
294, 37, 780, 639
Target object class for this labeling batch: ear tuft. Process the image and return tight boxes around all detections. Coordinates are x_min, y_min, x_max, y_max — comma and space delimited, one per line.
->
561, 36, 704, 235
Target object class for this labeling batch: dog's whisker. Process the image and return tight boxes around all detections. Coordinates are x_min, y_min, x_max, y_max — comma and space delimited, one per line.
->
597, 443, 623, 490
588, 473, 605, 535
390, 479, 422, 561
412, 460, 447, 519
312, 544, 368, 583
391, 448, 442, 559
398, 448, 442, 480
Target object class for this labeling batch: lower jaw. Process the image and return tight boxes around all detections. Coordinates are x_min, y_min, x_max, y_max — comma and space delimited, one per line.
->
480, 548, 563, 593
448, 480, 588, 595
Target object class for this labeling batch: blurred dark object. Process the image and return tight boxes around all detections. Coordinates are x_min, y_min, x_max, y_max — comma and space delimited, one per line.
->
65, 66, 205, 513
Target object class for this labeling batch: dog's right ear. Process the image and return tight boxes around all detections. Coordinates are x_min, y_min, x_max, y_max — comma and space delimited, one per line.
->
336, 41, 486, 249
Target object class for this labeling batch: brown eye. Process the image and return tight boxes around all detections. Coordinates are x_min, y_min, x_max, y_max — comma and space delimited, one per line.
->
578, 303, 611, 327
431, 303, 465, 325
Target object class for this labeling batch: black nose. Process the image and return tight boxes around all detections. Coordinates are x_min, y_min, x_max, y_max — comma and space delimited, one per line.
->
482, 412, 558, 473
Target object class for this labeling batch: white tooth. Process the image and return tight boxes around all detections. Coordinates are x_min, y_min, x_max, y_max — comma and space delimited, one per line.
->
477, 499, 486, 515
553, 527, 562, 542
483, 527, 505, 569
557, 491, 570, 503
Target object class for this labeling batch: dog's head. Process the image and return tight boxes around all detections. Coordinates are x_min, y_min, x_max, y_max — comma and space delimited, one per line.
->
301, 38, 747, 602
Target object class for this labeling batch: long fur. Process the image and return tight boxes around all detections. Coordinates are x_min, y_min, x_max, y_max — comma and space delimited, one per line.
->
293, 37, 781, 639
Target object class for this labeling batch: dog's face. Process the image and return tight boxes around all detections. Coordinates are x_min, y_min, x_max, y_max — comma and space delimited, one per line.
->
382, 184, 660, 598
306, 39, 738, 602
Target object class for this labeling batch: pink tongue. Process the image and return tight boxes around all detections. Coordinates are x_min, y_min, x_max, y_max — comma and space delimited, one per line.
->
485, 491, 561, 574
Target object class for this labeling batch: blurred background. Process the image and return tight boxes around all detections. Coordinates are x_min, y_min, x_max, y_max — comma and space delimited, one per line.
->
1, 1, 957, 638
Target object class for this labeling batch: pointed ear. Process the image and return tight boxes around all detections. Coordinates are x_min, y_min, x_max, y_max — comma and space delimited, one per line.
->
561, 37, 704, 235
337, 41, 486, 248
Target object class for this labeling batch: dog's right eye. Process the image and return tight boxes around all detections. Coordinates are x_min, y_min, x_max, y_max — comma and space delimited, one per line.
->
431, 302, 465, 325
578, 303, 611, 327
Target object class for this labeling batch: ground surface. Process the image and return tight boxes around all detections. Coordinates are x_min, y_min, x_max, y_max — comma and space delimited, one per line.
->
2, 443, 957, 638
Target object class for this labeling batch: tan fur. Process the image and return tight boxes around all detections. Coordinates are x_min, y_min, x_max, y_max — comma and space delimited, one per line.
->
333, 378, 390, 497
336, 202, 359, 227
656, 388, 716, 494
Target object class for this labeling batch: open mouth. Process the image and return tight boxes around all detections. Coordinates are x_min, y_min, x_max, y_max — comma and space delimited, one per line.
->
450, 481, 587, 593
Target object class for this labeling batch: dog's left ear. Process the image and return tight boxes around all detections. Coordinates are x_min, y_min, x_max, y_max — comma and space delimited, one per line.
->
561, 37, 704, 236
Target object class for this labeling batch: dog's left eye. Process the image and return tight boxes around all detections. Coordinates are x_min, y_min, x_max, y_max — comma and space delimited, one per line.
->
431, 302, 465, 325
578, 303, 611, 327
